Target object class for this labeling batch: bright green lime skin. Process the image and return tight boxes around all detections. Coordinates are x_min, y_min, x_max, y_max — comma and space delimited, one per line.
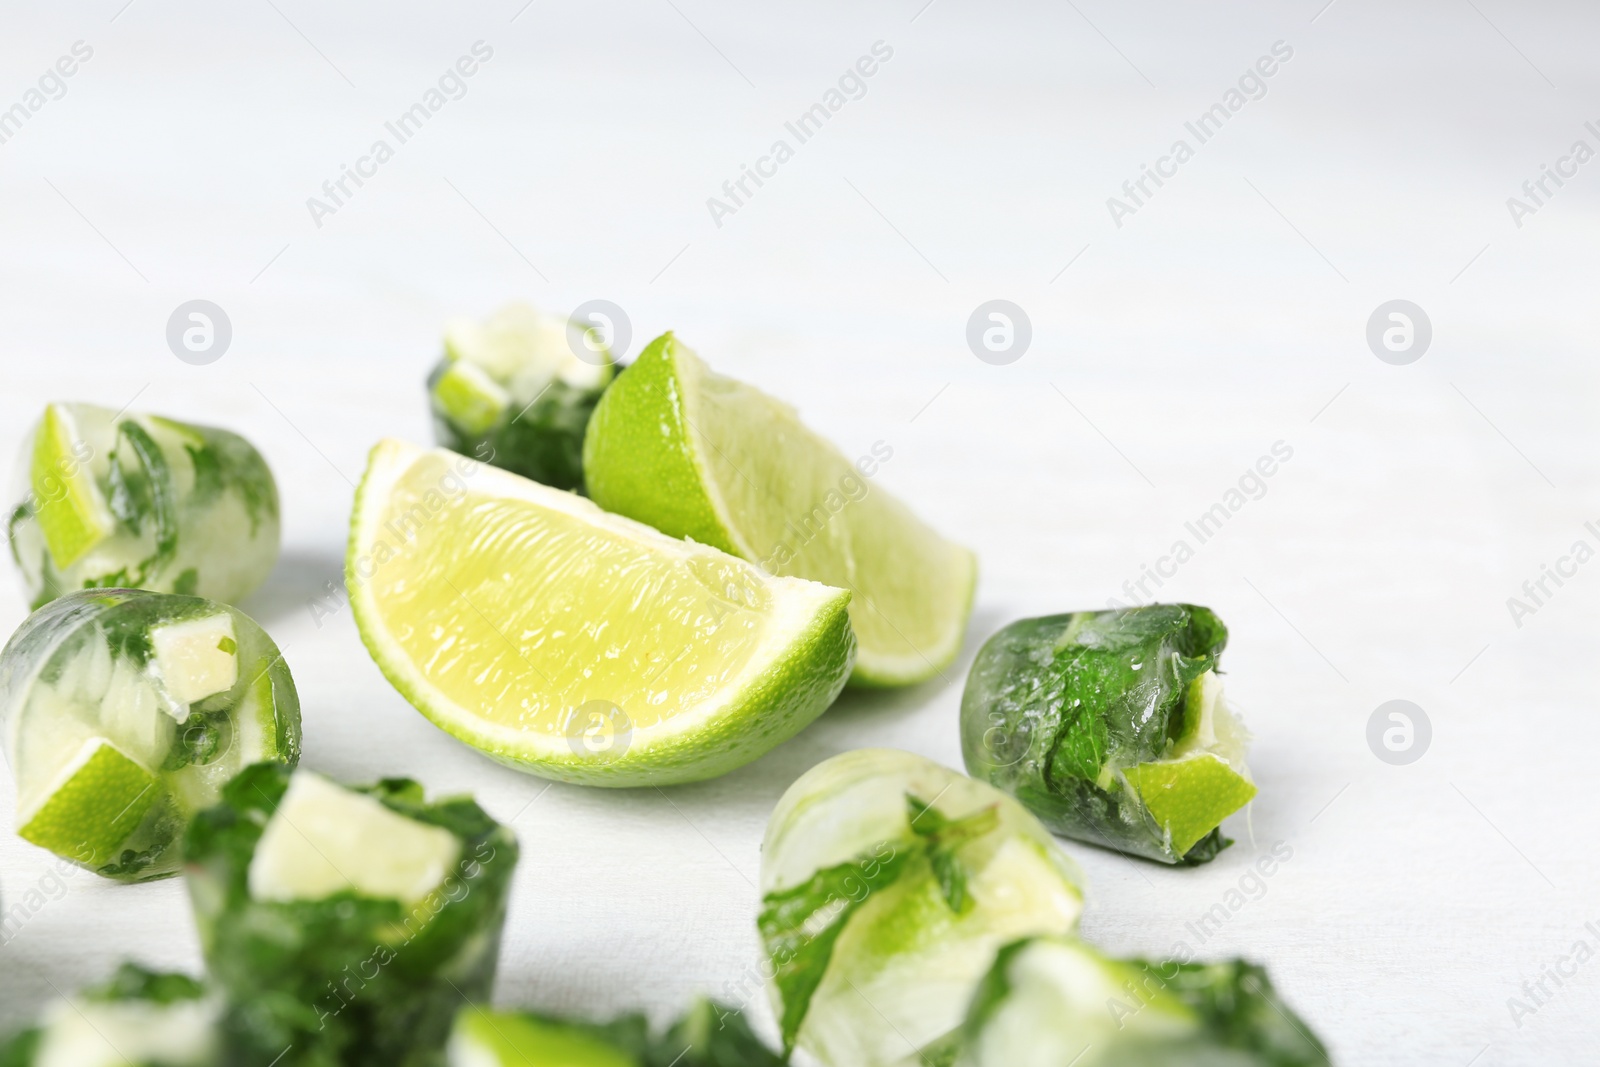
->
581, 334, 736, 554
183, 763, 518, 1067
0, 589, 301, 883
583, 333, 975, 689
960, 606, 1235, 865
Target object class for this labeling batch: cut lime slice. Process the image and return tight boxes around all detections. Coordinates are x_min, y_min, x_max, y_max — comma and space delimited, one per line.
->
582, 334, 976, 687
18, 737, 159, 868
347, 439, 856, 786
30, 402, 115, 571
248, 771, 460, 904
448, 1007, 639, 1067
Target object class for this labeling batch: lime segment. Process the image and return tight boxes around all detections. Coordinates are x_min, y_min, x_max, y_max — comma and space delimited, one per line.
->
149, 613, 238, 707
30, 403, 115, 570
582, 334, 976, 687
1122, 753, 1257, 856
248, 771, 460, 905
18, 738, 160, 868
347, 439, 855, 785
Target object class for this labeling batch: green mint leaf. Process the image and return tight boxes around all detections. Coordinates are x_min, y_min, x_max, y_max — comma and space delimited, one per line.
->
908, 793, 999, 914
757, 842, 910, 1054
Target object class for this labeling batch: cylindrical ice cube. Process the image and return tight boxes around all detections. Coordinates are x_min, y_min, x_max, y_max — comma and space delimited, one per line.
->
0, 588, 300, 881
9, 402, 280, 609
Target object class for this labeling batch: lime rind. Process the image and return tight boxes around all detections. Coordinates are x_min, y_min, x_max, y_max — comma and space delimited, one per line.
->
1122, 672, 1256, 856
347, 439, 856, 786
18, 737, 160, 868
30, 403, 115, 571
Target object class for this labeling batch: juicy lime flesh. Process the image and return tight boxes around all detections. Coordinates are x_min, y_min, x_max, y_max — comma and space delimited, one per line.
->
690, 364, 972, 672
367, 452, 779, 739
249, 771, 459, 905
452, 1008, 637, 1067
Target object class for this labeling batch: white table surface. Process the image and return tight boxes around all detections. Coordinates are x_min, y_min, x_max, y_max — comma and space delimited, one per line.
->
2, 1, 1597, 1063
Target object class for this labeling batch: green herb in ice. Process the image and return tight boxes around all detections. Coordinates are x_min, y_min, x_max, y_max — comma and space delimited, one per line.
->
1, 589, 300, 882
184, 764, 519, 1067
0, 962, 219, 1067
758, 749, 1084, 1067
427, 302, 614, 492
10, 402, 280, 608
961, 605, 1255, 865
956, 936, 1329, 1067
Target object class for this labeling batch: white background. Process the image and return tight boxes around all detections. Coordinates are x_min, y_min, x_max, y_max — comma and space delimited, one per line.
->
1, 2, 1597, 1063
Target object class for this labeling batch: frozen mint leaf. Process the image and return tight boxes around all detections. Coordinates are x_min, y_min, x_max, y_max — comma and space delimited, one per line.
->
758, 843, 912, 1053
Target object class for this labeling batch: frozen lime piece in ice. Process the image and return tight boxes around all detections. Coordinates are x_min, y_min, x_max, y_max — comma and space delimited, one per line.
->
248, 770, 461, 905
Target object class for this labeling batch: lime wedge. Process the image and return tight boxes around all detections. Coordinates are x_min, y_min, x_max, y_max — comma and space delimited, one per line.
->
432, 360, 511, 437
149, 613, 238, 707
18, 737, 160, 868
347, 439, 856, 786
582, 333, 976, 687
248, 770, 460, 904
1122, 671, 1255, 855
1122, 753, 1256, 856
30, 402, 115, 570
448, 1007, 639, 1067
